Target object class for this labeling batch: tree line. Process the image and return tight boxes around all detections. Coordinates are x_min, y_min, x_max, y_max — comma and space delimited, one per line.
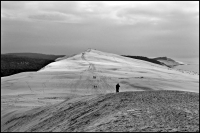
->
1, 54, 64, 77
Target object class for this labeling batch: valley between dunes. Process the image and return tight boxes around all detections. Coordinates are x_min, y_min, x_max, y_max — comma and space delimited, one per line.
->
1, 49, 199, 132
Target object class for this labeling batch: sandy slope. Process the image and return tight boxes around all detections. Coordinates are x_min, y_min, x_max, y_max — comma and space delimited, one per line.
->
1, 91, 199, 132
1, 49, 199, 96
1, 49, 199, 132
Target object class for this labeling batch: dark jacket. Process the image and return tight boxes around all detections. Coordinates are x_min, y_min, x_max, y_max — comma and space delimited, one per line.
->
116, 84, 120, 92
116, 84, 120, 88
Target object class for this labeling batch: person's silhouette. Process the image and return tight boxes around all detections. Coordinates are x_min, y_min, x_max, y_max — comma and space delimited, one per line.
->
116, 83, 120, 93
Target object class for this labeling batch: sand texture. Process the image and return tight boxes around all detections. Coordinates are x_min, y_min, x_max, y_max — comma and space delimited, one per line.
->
1, 49, 199, 132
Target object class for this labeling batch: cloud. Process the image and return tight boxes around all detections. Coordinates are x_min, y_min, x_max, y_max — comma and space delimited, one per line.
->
1, 1, 199, 25
1, 1, 26, 10
113, 1, 199, 25
28, 12, 82, 23
1, 1, 199, 59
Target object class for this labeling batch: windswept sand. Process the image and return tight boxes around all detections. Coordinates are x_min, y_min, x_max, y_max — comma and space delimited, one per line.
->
1, 91, 199, 132
1, 49, 199, 132
1, 49, 199, 96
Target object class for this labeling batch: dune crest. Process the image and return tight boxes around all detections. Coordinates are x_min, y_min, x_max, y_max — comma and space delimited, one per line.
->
1, 49, 199, 96
1, 49, 199, 132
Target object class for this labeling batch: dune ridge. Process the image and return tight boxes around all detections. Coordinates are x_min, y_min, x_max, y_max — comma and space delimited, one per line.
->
1, 49, 199, 132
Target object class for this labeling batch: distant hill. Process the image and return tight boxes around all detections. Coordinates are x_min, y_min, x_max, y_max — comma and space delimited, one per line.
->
3, 53, 64, 60
1, 53, 65, 77
152, 57, 184, 68
122, 55, 168, 67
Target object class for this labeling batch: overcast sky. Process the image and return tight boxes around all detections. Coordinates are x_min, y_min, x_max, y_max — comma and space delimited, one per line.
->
1, 1, 199, 61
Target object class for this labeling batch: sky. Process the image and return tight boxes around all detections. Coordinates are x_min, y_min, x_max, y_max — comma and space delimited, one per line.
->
1, 1, 199, 62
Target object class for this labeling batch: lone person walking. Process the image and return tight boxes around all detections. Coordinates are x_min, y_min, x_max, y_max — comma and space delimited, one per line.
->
116, 83, 120, 93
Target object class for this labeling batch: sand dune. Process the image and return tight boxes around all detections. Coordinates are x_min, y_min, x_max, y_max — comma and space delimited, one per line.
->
1, 49, 199, 96
152, 56, 184, 67
1, 49, 199, 132
1, 91, 199, 132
